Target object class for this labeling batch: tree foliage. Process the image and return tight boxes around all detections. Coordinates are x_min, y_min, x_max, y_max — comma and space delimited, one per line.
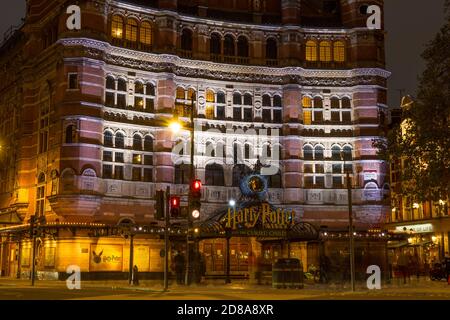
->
374, 2, 450, 202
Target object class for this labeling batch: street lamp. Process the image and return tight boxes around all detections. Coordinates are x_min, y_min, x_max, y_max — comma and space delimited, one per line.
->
169, 93, 197, 286
228, 199, 236, 207
341, 151, 355, 292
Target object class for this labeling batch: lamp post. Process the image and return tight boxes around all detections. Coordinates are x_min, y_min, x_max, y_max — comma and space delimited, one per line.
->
342, 151, 355, 292
170, 93, 197, 286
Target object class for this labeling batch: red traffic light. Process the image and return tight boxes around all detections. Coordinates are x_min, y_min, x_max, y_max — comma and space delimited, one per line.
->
170, 196, 180, 209
191, 179, 202, 192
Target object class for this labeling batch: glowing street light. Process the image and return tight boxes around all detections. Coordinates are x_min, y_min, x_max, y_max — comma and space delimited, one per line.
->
169, 121, 182, 134
229, 199, 236, 207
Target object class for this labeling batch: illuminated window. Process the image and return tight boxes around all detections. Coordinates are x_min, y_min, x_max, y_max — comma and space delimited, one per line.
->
206, 90, 215, 103
125, 19, 138, 42
205, 90, 215, 119
111, 15, 123, 39
176, 87, 185, 100
319, 41, 332, 62
305, 40, 317, 61
302, 96, 312, 125
302, 96, 312, 108
206, 105, 214, 119
334, 41, 345, 62
36, 173, 46, 217
140, 21, 152, 45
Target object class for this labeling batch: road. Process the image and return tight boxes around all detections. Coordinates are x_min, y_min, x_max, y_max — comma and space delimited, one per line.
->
0, 278, 449, 300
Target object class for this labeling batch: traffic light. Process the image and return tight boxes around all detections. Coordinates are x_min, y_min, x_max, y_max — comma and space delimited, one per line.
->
189, 179, 202, 219
155, 190, 165, 220
170, 196, 181, 218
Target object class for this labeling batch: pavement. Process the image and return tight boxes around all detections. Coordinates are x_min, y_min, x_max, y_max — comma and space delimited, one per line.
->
0, 277, 449, 300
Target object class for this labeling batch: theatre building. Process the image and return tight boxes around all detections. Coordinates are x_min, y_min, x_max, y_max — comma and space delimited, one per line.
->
0, 0, 391, 282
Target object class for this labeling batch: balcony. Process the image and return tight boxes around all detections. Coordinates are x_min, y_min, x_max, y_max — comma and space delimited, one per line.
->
111, 38, 153, 52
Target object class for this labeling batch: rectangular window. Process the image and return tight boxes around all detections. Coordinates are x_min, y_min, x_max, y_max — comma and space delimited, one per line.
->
303, 111, 312, 125
233, 107, 241, 120
315, 164, 324, 173
115, 153, 124, 163
133, 154, 142, 164
144, 155, 153, 166
342, 111, 351, 122
273, 109, 282, 123
143, 168, 153, 182
117, 94, 127, 108
145, 98, 154, 111
332, 164, 342, 174
333, 176, 343, 188
262, 109, 272, 122
304, 164, 313, 173
105, 92, 115, 107
68, 73, 78, 90
331, 111, 340, 122
313, 111, 323, 122
36, 186, 45, 216
132, 167, 141, 181
216, 106, 225, 120
315, 176, 325, 188
39, 131, 48, 153
135, 97, 144, 109
114, 166, 124, 180
103, 165, 113, 179
243, 108, 253, 122
103, 151, 113, 162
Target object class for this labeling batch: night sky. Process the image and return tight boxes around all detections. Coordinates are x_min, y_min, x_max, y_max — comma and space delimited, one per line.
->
0, 1, 446, 108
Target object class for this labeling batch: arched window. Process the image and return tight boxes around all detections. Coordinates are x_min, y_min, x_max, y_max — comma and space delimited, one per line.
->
266, 38, 277, 59
233, 142, 243, 164
217, 92, 226, 104
205, 163, 224, 186
342, 97, 351, 109
263, 144, 272, 158
125, 19, 138, 42
243, 93, 252, 106
232, 164, 251, 187
135, 81, 144, 94
313, 97, 323, 108
144, 136, 153, 152
115, 132, 125, 148
117, 78, 127, 92
176, 87, 185, 100
244, 144, 252, 159
331, 145, 342, 161
306, 40, 317, 61
273, 95, 282, 107
140, 21, 152, 46
233, 92, 242, 105
319, 41, 332, 62
174, 163, 190, 184
224, 35, 235, 56
262, 95, 271, 107
181, 28, 193, 51
314, 145, 324, 160
133, 134, 142, 150
343, 146, 353, 161
331, 97, 340, 108
205, 90, 215, 120
210, 33, 221, 55
111, 15, 124, 38
333, 41, 345, 62
104, 131, 113, 147
237, 36, 249, 57
65, 125, 75, 144
303, 145, 313, 160
106, 76, 115, 90
205, 141, 215, 157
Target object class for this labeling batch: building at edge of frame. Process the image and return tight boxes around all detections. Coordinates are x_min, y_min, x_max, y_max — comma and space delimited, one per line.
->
0, 0, 392, 282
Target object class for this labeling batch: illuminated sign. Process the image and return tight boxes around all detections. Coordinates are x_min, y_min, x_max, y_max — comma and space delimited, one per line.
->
90, 244, 123, 271
394, 224, 433, 234
223, 202, 295, 231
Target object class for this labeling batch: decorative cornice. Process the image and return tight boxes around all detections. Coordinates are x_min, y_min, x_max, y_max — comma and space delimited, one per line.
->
59, 38, 391, 86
